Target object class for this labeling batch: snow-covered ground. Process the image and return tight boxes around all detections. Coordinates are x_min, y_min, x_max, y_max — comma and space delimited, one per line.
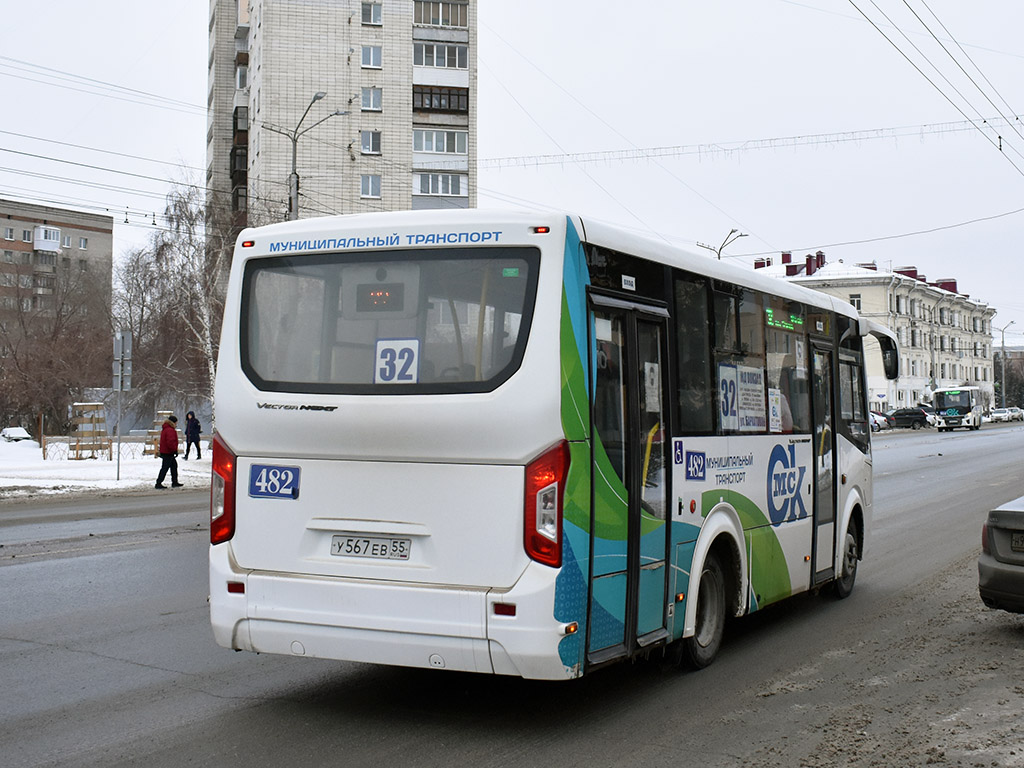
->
0, 438, 211, 499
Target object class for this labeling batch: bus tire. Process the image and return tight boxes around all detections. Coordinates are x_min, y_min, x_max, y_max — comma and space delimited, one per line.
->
833, 526, 859, 599
682, 553, 726, 669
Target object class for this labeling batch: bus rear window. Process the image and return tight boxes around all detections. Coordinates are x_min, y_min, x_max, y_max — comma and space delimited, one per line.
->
240, 247, 540, 393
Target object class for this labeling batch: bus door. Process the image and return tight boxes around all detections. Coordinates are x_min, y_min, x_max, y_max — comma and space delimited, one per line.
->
811, 345, 837, 582
587, 296, 671, 664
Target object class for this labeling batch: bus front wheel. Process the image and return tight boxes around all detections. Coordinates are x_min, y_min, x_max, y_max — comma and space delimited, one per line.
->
682, 553, 726, 669
833, 527, 859, 599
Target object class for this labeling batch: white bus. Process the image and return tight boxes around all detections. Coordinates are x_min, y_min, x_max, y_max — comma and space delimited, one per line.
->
209, 210, 899, 680
933, 385, 983, 431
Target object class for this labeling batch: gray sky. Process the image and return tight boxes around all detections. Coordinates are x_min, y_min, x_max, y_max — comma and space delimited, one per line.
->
2, 0, 1022, 344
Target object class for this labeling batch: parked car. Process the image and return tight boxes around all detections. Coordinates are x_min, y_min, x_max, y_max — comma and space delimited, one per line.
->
1009, 407, 1023, 422
1, 426, 31, 442
869, 411, 893, 432
990, 408, 1010, 423
885, 407, 931, 429
979, 495, 1024, 614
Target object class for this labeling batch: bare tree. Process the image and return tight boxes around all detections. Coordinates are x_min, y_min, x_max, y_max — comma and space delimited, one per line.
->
0, 257, 111, 430
112, 181, 236, 426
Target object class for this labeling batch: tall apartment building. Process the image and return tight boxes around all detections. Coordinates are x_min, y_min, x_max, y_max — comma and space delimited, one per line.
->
0, 198, 113, 330
755, 252, 997, 411
207, 0, 477, 229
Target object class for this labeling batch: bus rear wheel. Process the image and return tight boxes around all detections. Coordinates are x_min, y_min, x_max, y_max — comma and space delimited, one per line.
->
682, 553, 726, 669
833, 527, 859, 599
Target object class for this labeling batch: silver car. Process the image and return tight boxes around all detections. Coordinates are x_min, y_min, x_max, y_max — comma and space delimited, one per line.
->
979, 495, 1024, 614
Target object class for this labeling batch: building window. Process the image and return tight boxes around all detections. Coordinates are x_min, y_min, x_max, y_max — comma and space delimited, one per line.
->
361, 87, 382, 111
849, 293, 861, 310
79, 259, 88, 270
3, 250, 13, 263
412, 85, 469, 113
22, 252, 31, 265
230, 146, 248, 172
413, 43, 468, 70
22, 230, 32, 242
414, 1, 469, 28
36, 252, 57, 267
232, 186, 248, 212
361, 45, 382, 69
361, 2, 382, 25
79, 237, 88, 250
236, 64, 248, 90
414, 173, 467, 196
413, 129, 467, 154
360, 130, 382, 154
62, 235, 71, 248
361, 174, 381, 198
3, 228, 12, 240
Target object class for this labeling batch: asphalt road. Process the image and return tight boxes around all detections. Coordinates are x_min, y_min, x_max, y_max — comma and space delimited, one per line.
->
1, 424, 1022, 768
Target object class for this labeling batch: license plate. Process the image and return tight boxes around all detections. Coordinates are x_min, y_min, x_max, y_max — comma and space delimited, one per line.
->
249, 464, 300, 499
1012, 533, 1024, 552
331, 535, 411, 560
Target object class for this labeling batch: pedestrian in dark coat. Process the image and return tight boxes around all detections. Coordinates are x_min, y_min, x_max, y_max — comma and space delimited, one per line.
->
183, 411, 202, 460
155, 415, 183, 488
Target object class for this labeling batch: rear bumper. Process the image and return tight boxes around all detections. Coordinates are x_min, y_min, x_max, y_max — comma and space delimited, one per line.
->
978, 553, 1024, 613
210, 543, 577, 680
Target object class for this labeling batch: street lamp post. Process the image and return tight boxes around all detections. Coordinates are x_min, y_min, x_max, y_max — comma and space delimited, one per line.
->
264, 92, 347, 221
697, 228, 748, 260
997, 320, 1016, 408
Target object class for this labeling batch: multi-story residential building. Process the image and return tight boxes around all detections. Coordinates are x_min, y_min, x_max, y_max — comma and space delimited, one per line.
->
0, 199, 113, 332
755, 252, 997, 412
207, 0, 477, 230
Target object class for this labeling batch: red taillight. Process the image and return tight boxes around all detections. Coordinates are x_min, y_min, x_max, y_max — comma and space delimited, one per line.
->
524, 441, 570, 568
981, 522, 990, 555
211, 433, 237, 545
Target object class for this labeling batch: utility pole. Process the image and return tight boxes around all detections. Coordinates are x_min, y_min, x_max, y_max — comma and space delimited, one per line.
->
997, 320, 1015, 408
113, 330, 132, 481
263, 92, 348, 221
697, 228, 748, 260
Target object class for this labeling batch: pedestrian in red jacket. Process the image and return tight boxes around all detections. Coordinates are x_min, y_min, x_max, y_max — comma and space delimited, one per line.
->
155, 415, 183, 489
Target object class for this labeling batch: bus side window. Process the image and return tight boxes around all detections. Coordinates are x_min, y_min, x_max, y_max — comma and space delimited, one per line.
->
674, 273, 712, 433
765, 297, 810, 434
767, 328, 810, 434
839, 359, 869, 451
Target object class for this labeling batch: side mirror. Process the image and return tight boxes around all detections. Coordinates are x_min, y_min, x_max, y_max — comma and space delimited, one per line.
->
882, 346, 899, 380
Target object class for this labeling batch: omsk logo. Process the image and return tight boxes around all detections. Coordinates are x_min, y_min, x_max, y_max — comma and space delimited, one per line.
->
767, 444, 807, 526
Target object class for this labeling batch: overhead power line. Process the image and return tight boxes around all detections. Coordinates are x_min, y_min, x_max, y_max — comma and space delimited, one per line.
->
0, 55, 206, 115
733, 204, 1024, 260
846, 0, 1024, 179
480, 116, 1022, 170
